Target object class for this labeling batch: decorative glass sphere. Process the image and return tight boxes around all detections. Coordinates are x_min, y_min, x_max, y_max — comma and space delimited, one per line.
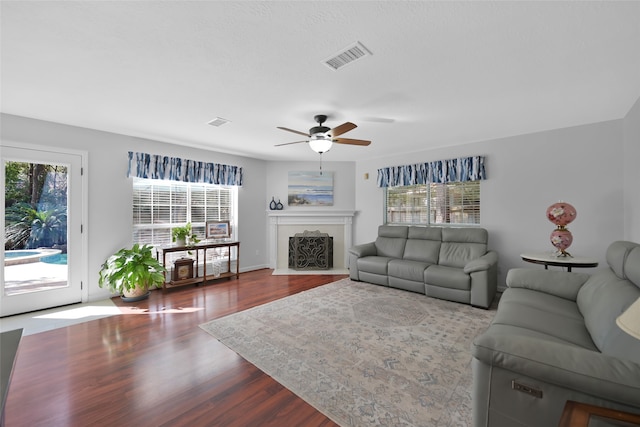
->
546, 202, 577, 227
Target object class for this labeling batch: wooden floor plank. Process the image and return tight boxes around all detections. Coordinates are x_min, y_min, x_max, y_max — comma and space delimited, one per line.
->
4, 269, 345, 427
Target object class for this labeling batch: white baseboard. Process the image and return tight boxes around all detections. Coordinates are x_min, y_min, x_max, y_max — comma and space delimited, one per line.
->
272, 268, 349, 276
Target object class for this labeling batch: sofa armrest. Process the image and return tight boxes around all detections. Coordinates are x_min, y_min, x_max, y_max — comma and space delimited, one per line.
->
464, 250, 498, 274
472, 333, 640, 408
348, 242, 377, 258
506, 268, 590, 301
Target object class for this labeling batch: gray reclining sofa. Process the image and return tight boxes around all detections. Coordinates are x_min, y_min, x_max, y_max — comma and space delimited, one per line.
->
348, 225, 498, 308
472, 240, 640, 426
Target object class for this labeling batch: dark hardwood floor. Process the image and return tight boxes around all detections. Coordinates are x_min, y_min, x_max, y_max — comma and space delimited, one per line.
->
4, 269, 347, 427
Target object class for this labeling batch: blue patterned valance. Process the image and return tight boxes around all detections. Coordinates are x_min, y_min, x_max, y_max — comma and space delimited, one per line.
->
377, 156, 486, 187
127, 152, 243, 186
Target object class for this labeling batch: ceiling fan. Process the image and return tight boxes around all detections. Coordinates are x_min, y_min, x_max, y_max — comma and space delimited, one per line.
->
275, 114, 371, 154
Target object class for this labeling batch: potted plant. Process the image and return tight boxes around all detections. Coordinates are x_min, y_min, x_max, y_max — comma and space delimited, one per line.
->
172, 222, 200, 247
98, 243, 167, 302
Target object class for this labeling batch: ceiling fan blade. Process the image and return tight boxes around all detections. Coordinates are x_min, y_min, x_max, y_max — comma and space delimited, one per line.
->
277, 127, 310, 137
333, 137, 371, 146
274, 140, 308, 147
330, 122, 357, 137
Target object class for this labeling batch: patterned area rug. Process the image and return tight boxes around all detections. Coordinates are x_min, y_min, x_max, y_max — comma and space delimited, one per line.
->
199, 279, 496, 426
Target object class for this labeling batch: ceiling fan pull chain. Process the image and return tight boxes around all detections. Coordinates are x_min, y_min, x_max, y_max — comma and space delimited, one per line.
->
319, 154, 323, 175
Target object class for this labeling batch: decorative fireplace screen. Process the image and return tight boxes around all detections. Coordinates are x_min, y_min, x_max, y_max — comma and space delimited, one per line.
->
288, 230, 333, 270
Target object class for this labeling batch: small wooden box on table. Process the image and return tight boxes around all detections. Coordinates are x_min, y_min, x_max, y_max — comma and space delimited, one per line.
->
157, 241, 240, 290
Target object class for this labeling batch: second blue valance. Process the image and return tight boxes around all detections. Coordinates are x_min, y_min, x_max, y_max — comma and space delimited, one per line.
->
377, 156, 486, 187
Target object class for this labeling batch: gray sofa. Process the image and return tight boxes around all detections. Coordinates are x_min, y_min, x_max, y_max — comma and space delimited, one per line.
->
348, 225, 498, 308
472, 240, 640, 427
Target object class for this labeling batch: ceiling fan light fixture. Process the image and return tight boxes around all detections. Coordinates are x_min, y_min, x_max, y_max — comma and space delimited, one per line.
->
309, 136, 333, 154
275, 114, 370, 153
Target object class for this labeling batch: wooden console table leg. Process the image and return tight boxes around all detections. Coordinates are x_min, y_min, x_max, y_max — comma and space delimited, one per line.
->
203, 247, 207, 283
236, 243, 240, 278
162, 251, 168, 290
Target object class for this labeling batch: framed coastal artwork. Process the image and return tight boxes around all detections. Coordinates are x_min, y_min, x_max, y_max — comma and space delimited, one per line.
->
288, 171, 333, 206
206, 221, 230, 239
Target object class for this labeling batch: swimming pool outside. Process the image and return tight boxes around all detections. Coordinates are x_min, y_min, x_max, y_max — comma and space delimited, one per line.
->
4, 249, 62, 266
41, 254, 67, 265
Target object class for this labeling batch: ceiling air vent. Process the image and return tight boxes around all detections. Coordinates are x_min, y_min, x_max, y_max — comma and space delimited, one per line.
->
208, 117, 230, 127
323, 41, 372, 71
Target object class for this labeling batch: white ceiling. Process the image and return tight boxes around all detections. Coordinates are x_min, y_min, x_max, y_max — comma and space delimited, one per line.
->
2, 1, 639, 162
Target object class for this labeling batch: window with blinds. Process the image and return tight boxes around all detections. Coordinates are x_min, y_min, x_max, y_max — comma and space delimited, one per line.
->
385, 181, 480, 225
132, 178, 236, 252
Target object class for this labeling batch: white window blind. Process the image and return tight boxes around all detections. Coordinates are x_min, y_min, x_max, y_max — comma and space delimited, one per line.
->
133, 178, 236, 264
386, 181, 480, 225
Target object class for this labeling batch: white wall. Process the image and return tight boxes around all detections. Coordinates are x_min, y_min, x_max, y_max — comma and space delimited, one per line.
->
623, 96, 640, 242
1, 113, 268, 302
354, 119, 626, 289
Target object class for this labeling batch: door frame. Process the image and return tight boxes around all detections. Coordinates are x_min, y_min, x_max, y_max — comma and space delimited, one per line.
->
1, 141, 89, 313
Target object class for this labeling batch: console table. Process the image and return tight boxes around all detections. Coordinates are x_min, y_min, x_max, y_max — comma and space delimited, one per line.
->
157, 241, 240, 289
521, 252, 598, 272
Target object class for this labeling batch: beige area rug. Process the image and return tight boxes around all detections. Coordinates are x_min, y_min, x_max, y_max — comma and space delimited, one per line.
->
199, 279, 496, 427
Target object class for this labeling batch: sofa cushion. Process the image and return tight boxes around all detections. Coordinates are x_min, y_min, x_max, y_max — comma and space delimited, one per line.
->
495, 288, 597, 349
506, 268, 589, 301
359, 271, 389, 287
389, 276, 426, 294
374, 225, 408, 258
407, 226, 442, 240
403, 239, 441, 263
625, 246, 640, 288
388, 259, 430, 282
357, 256, 394, 276
424, 264, 470, 291
606, 241, 639, 279
403, 228, 441, 263
442, 227, 488, 244
577, 268, 640, 362
439, 242, 487, 269
378, 225, 409, 238
438, 227, 488, 268
479, 323, 597, 350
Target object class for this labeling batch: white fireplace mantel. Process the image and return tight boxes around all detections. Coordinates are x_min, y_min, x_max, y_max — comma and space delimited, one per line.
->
267, 210, 355, 270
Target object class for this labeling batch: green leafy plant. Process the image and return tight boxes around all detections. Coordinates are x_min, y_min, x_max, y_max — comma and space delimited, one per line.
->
98, 244, 167, 299
4, 202, 67, 250
171, 223, 200, 246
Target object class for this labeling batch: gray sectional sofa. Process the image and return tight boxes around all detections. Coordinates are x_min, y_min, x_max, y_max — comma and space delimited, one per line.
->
472, 240, 640, 427
348, 225, 498, 308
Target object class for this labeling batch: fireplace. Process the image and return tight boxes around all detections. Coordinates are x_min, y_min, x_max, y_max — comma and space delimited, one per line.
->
288, 230, 333, 270
267, 210, 354, 273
